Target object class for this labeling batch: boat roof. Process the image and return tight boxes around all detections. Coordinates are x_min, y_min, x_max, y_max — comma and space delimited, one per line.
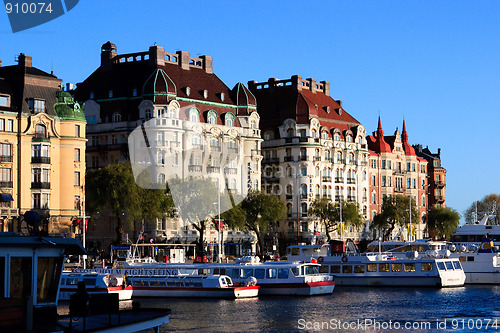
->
454, 224, 500, 235
0, 233, 86, 254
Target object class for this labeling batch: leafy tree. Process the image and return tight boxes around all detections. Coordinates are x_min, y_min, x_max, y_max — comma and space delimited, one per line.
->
426, 205, 460, 240
370, 194, 418, 240
85, 162, 174, 245
464, 194, 500, 225
223, 191, 286, 257
309, 198, 365, 241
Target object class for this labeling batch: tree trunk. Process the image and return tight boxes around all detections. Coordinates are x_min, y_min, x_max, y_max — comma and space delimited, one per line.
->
193, 221, 206, 257
115, 216, 123, 244
324, 220, 332, 242
254, 228, 264, 258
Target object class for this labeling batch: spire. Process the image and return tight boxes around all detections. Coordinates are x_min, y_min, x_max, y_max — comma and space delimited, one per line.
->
401, 118, 416, 156
373, 115, 391, 153
402, 118, 408, 142
377, 115, 384, 137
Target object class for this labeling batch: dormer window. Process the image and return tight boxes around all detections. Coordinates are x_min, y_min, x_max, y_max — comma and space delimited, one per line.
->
112, 112, 122, 123
220, 92, 225, 102
89, 91, 94, 99
29, 99, 45, 113
108, 90, 113, 98
189, 108, 200, 122
203, 89, 208, 99
334, 132, 341, 141
35, 123, 47, 138
186, 87, 191, 96
0, 95, 9, 107
224, 112, 235, 127
132, 88, 137, 97
208, 115, 216, 124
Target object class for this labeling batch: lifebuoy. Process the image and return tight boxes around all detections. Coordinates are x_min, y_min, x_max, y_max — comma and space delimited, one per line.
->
341, 255, 348, 263
318, 256, 324, 263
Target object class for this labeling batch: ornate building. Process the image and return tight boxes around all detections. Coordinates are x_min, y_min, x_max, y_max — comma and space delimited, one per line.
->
414, 144, 446, 208
0, 54, 86, 235
73, 42, 261, 256
248, 76, 370, 244
366, 117, 429, 240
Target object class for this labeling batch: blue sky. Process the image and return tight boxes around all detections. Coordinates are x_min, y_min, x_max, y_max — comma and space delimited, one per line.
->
1, 1, 499, 221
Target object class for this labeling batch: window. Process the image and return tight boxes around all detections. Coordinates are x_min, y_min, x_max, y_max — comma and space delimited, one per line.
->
300, 166, 307, 176
0, 143, 11, 160
381, 160, 386, 169
89, 91, 94, 99
203, 90, 208, 99
371, 160, 377, 168
226, 118, 233, 126
250, 120, 256, 129
334, 132, 341, 141
7, 119, 13, 132
35, 124, 46, 138
74, 148, 80, 162
372, 192, 376, 204
371, 175, 376, 186
112, 112, 122, 122
0, 95, 8, 106
0, 168, 11, 184
75, 125, 80, 137
29, 99, 45, 113
157, 173, 165, 184
208, 115, 216, 124
190, 109, 200, 122
299, 129, 306, 137
157, 151, 165, 165
0, 119, 4, 131
74, 171, 80, 186
132, 88, 137, 97
407, 162, 411, 171
108, 90, 113, 98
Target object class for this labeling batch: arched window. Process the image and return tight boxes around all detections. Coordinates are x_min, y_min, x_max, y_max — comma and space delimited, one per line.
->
35, 124, 46, 138
224, 112, 235, 127
315, 185, 320, 196
311, 129, 317, 137
250, 120, 256, 129
157, 151, 165, 165
336, 151, 342, 163
145, 108, 153, 120
301, 203, 308, 216
208, 115, 217, 124
287, 203, 293, 214
300, 165, 307, 176
334, 132, 341, 141
363, 188, 367, 201
169, 108, 177, 119
372, 192, 377, 204
322, 131, 328, 139
286, 166, 292, 177
226, 118, 233, 126
315, 167, 320, 177
346, 135, 352, 142
157, 173, 165, 184
301, 184, 307, 197
190, 108, 200, 122
286, 184, 293, 195
287, 128, 294, 137
112, 112, 122, 123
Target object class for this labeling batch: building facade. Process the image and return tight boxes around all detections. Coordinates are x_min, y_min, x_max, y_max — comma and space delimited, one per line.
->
248, 76, 370, 244
414, 144, 447, 208
73, 42, 261, 256
366, 117, 429, 240
0, 54, 86, 235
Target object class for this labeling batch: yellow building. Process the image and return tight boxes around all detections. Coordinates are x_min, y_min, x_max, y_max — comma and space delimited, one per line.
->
0, 54, 86, 235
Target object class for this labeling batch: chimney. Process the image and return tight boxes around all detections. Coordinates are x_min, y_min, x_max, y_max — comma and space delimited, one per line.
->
149, 45, 165, 66
177, 51, 190, 70
291, 75, 303, 91
100, 41, 117, 70
321, 80, 330, 96
18, 53, 32, 68
308, 78, 316, 93
437, 148, 441, 157
336, 99, 343, 108
200, 55, 213, 74
66, 83, 74, 91
268, 78, 278, 92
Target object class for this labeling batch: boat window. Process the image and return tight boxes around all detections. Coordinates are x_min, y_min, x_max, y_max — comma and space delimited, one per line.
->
219, 269, 226, 275
467, 257, 474, 262
459, 256, 466, 262
305, 265, 318, 275
330, 265, 340, 274
149, 279, 162, 287
83, 278, 97, 286
453, 261, 462, 270
219, 278, 226, 287
224, 277, 232, 285
37, 257, 63, 304
445, 261, 454, 270
290, 267, 299, 276
379, 263, 390, 272
0, 257, 4, 298
278, 268, 289, 279
254, 269, 265, 279
10, 257, 32, 299
267, 268, 278, 278
342, 265, 353, 274
214, 268, 220, 275
243, 269, 254, 278
167, 280, 176, 287
437, 262, 446, 271
185, 279, 195, 287
354, 265, 365, 273
66, 277, 79, 285
404, 263, 415, 272
391, 263, 402, 272
319, 265, 329, 274
291, 248, 300, 256
367, 264, 377, 272
421, 262, 433, 271
231, 269, 241, 279
198, 268, 210, 275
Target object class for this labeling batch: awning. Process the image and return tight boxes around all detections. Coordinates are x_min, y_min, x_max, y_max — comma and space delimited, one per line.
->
0, 193, 13, 202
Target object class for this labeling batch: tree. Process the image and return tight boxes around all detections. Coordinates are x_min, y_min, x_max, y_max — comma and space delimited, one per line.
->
309, 198, 365, 241
426, 206, 460, 240
464, 194, 500, 225
370, 194, 418, 240
85, 162, 174, 245
223, 191, 286, 257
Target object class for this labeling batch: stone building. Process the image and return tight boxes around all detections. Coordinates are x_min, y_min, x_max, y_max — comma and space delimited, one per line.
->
248, 76, 370, 244
0, 54, 86, 235
73, 42, 261, 256
414, 144, 446, 208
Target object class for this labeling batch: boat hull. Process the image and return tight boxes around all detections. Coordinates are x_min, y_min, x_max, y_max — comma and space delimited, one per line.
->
59, 286, 134, 301
332, 275, 463, 287
131, 286, 259, 299
258, 280, 335, 296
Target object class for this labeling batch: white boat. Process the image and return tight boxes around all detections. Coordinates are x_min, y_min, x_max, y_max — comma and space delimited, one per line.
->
59, 272, 133, 301
287, 244, 466, 287
75, 260, 335, 296
451, 213, 500, 248
128, 274, 259, 299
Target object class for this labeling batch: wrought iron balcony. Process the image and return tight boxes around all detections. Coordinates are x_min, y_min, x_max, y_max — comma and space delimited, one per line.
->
31, 156, 50, 164
31, 182, 51, 189
0, 156, 12, 163
0, 181, 13, 188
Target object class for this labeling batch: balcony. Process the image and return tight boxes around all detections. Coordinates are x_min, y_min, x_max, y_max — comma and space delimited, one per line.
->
299, 155, 308, 161
335, 195, 341, 202
436, 181, 446, 187
31, 156, 50, 164
262, 177, 280, 183
31, 182, 50, 189
299, 137, 308, 143
32, 133, 50, 142
322, 176, 332, 182
262, 158, 280, 164
300, 193, 308, 200
284, 156, 294, 162
436, 195, 445, 202
0, 181, 12, 188
286, 194, 293, 200
313, 156, 321, 162
284, 138, 293, 144
394, 187, 405, 193
170, 141, 180, 148
0, 156, 12, 163
207, 166, 220, 173
347, 178, 356, 184
347, 195, 355, 202
188, 165, 202, 172
210, 145, 221, 152
335, 177, 343, 183
224, 167, 238, 175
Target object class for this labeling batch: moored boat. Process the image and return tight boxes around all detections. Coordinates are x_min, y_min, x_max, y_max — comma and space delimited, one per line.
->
128, 274, 259, 299
59, 272, 133, 301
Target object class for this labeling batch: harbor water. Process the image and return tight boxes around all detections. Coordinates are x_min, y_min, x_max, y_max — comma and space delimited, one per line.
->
121, 285, 500, 332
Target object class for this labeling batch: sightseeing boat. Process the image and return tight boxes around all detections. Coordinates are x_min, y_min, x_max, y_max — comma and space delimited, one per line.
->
59, 272, 133, 301
128, 274, 259, 299
287, 244, 466, 287
75, 259, 335, 296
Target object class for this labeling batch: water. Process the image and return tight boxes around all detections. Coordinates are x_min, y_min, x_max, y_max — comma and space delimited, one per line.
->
129, 286, 500, 332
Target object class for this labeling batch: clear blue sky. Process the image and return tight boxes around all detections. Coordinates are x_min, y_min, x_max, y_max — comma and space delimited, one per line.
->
2, 1, 499, 221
